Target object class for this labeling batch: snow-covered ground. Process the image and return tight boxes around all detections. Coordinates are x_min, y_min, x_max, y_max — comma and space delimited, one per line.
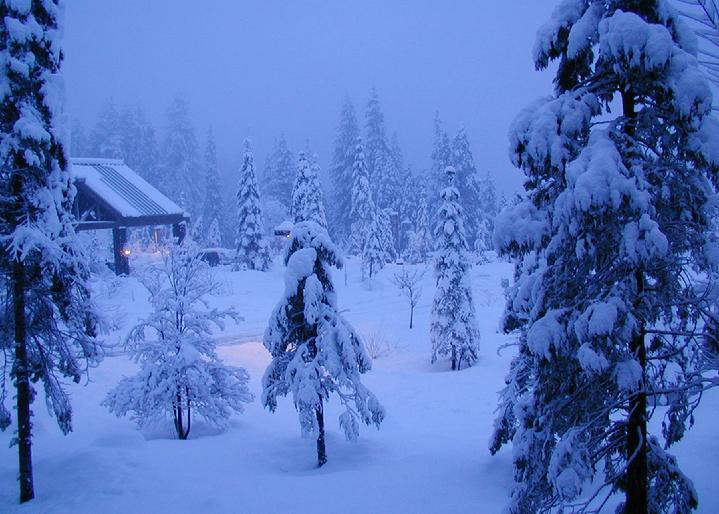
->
1, 255, 717, 513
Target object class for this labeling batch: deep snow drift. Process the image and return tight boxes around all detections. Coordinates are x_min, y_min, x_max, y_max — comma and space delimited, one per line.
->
1, 255, 717, 513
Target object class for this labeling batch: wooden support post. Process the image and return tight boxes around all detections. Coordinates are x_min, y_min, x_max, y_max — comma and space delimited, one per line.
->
172, 222, 186, 245
112, 227, 129, 276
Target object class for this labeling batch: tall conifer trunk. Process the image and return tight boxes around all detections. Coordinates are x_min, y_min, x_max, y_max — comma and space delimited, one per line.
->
622, 91, 648, 514
316, 398, 326, 467
13, 260, 34, 503
626, 270, 648, 513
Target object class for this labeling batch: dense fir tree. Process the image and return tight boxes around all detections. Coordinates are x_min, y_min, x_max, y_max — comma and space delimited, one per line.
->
262, 134, 295, 208
428, 112, 452, 220
104, 241, 253, 439
377, 208, 396, 262
86, 103, 161, 186
291, 151, 327, 228
69, 119, 88, 157
350, 137, 375, 254
475, 171, 499, 251
159, 97, 201, 216
498, 191, 508, 213
120, 106, 161, 186
0, 0, 102, 501
235, 140, 271, 271
88, 99, 123, 159
396, 164, 419, 252
450, 127, 484, 248
200, 129, 224, 247
328, 97, 360, 245
362, 213, 386, 280
490, 2, 719, 512
430, 166, 479, 371
263, 222, 385, 467
364, 88, 391, 200
375, 133, 403, 214
404, 187, 432, 264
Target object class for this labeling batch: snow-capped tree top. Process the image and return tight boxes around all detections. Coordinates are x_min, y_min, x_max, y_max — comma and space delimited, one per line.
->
291, 150, 327, 228
284, 221, 342, 270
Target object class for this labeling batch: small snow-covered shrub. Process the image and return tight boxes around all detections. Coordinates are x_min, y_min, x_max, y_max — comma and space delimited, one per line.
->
104, 241, 253, 439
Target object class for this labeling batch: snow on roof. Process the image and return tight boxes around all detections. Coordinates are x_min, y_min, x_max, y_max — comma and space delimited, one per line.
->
71, 158, 184, 219
274, 220, 294, 233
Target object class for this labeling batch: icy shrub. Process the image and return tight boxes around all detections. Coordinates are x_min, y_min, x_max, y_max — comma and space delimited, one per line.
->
103, 241, 253, 439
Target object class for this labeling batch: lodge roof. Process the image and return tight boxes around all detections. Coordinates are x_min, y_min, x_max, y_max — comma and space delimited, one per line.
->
71, 158, 188, 229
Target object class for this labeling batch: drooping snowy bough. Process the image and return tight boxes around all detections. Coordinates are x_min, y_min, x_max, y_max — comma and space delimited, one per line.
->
430, 166, 480, 371
262, 221, 385, 467
104, 241, 253, 440
491, 2, 719, 513
0, 0, 102, 503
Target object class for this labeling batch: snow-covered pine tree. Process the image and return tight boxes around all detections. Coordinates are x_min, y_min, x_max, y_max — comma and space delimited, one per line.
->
350, 137, 375, 254
308, 157, 328, 228
377, 208, 396, 262
235, 140, 271, 271
262, 134, 295, 208
0, 1, 102, 501
200, 129, 224, 247
475, 171, 498, 252
490, 2, 719, 512
362, 213, 386, 280
69, 119, 88, 157
427, 112, 452, 223
122, 106, 161, 187
263, 221, 385, 467
329, 97, 360, 244
88, 100, 123, 159
104, 240, 253, 439
497, 191, 508, 213
365, 88, 391, 200
159, 97, 202, 217
291, 151, 327, 228
404, 187, 432, 264
206, 218, 222, 250
451, 127, 483, 249
430, 166, 479, 371
375, 133, 403, 214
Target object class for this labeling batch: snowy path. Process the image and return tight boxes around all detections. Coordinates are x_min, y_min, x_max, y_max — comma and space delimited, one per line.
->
1, 259, 717, 513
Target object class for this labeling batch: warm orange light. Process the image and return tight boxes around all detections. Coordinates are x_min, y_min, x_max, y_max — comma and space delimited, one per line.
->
121, 248, 131, 257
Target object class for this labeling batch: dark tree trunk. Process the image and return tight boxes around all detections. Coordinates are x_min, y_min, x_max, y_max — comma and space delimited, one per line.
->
409, 305, 414, 329
622, 91, 648, 514
13, 261, 34, 503
626, 271, 647, 514
316, 398, 326, 467
175, 390, 185, 440
451, 348, 457, 371
622, 89, 637, 138
184, 388, 191, 440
